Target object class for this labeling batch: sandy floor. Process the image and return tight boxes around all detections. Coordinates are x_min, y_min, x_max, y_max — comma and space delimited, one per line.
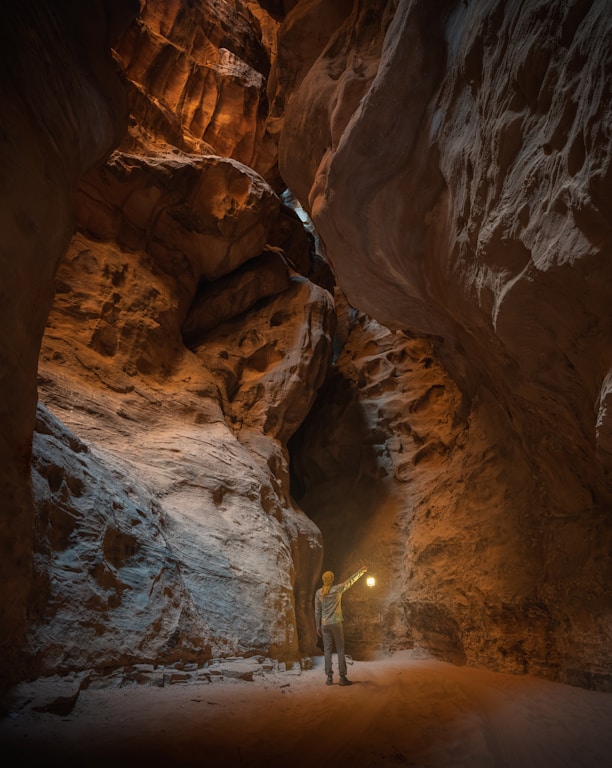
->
2, 651, 611, 768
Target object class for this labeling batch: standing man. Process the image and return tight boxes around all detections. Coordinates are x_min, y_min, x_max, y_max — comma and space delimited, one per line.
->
314, 565, 368, 686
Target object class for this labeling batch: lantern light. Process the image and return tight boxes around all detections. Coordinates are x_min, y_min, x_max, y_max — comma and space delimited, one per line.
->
366, 576, 376, 588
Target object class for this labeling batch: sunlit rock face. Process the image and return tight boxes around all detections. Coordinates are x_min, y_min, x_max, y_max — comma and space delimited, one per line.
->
33, 0, 333, 673
279, 0, 612, 687
30, 403, 210, 675
37, 213, 332, 670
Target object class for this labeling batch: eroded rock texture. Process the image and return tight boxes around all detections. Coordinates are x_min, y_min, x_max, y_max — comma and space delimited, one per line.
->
115, 0, 280, 182
1, 0, 611, 692
37, 208, 332, 670
279, 0, 612, 687
33, 0, 332, 674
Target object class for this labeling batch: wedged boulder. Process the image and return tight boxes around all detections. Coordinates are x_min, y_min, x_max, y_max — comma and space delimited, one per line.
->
182, 250, 291, 345
76, 151, 281, 295
192, 275, 335, 444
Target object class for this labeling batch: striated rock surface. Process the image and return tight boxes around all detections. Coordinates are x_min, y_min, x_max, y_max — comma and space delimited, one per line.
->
30, 403, 210, 675
279, 0, 612, 687
115, 0, 280, 182
32, 0, 335, 664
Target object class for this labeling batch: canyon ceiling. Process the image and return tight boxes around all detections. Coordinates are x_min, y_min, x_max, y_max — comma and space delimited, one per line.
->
1, 0, 611, 694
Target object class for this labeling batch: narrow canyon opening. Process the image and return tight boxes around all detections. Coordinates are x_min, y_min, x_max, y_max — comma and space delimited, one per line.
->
1, 5, 612, 762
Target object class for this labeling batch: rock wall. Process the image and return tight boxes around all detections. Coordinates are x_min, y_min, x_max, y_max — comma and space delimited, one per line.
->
33, 0, 332, 675
114, 0, 280, 182
1, 0, 611, 692
0, 0, 138, 690
279, 0, 612, 688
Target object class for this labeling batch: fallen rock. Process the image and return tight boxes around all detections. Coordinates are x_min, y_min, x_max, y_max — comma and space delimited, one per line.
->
182, 250, 291, 345
3, 672, 90, 718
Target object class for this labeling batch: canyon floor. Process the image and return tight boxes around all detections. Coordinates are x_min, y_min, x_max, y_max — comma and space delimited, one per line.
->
2, 650, 611, 768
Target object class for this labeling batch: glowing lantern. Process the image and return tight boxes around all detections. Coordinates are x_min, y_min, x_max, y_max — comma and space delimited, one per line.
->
366, 576, 376, 588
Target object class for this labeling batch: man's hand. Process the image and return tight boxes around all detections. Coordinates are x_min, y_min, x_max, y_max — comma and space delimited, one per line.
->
317, 628, 321, 637
361, 565, 368, 573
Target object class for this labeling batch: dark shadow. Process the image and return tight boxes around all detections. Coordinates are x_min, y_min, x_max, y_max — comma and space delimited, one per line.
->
288, 367, 391, 656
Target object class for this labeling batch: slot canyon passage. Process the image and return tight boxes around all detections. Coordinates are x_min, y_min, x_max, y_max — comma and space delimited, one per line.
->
1, 0, 612, 765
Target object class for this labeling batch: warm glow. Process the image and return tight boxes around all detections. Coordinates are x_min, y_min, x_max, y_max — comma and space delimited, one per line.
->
366, 576, 376, 587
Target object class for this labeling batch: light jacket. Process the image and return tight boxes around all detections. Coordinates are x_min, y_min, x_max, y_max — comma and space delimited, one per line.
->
314, 567, 367, 629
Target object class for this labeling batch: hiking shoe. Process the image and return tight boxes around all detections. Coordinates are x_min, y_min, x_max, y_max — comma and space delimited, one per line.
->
326, 674, 333, 686
339, 676, 353, 686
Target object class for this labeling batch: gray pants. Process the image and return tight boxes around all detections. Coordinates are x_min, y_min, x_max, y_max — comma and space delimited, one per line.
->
322, 622, 347, 676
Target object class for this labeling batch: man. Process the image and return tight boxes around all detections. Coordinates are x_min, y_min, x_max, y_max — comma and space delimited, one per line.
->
314, 565, 368, 686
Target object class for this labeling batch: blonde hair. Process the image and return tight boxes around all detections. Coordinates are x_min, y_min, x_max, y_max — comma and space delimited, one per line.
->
321, 571, 334, 596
